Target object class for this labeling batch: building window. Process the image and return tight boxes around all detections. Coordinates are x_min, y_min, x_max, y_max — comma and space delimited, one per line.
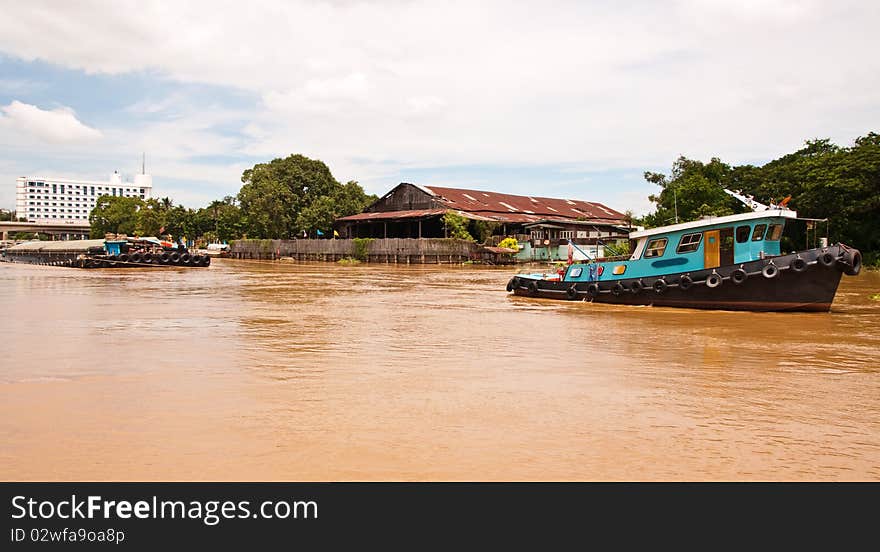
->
644, 238, 668, 258
530, 230, 544, 240
560, 230, 574, 240
751, 224, 767, 241
676, 232, 702, 254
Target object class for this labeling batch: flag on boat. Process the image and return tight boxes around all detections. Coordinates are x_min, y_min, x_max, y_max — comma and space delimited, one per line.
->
316, 229, 324, 236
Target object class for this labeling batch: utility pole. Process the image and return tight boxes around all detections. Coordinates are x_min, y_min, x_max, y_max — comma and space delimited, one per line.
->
673, 183, 679, 224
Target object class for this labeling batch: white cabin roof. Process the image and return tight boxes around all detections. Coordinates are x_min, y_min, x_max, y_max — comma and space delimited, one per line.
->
629, 209, 797, 239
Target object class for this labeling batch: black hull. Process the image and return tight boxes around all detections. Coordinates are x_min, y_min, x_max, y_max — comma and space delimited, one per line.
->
509, 244, 861, 312
0, 252, 211, 269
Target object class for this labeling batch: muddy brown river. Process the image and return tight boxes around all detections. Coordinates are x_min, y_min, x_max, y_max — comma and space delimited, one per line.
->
1, 259, 878, 481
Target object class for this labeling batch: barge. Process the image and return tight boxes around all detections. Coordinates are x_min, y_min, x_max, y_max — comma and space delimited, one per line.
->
1, 237, 211, 268
506, 196, 861, 312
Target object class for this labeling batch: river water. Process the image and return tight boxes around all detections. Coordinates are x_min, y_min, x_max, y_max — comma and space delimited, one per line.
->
1, 259, 878, 481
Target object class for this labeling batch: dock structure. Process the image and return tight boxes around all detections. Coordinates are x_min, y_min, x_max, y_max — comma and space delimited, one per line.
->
229, 238, 479, 264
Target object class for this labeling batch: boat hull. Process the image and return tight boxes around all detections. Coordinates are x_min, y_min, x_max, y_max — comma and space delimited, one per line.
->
509, 245, 860, 312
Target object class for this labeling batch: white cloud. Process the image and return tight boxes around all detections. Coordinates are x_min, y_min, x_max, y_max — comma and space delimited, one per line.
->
0, 100, 102, 143
0, 0, 877, 210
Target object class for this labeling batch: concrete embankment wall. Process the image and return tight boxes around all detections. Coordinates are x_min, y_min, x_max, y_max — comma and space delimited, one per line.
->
229, 238, 479, 263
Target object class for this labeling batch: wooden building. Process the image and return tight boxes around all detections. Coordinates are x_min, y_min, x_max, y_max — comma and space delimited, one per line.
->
334, 183, 630, 244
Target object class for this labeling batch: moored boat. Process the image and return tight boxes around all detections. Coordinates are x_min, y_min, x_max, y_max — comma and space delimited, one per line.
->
506, 198, 861, 312
0, 237, 211, 269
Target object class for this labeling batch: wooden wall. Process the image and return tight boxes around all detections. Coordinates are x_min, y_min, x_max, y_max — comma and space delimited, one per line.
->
230, 238, 479, 263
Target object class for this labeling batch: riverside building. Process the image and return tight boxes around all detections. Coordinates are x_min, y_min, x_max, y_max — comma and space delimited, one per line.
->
15, 172, 153, 223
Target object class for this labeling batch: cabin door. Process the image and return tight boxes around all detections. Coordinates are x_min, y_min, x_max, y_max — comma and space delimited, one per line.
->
704, 228, 734, 269
704, 230, 720, 269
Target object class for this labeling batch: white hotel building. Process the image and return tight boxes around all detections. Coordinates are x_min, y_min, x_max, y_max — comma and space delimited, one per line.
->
15, 172, 153, 224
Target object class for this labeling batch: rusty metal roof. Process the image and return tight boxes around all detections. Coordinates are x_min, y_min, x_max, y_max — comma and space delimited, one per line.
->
336, 208, 447, 222
422, 185, 625, 222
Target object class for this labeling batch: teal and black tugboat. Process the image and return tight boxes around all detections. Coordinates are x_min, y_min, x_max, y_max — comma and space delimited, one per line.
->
506, 192, 861, 312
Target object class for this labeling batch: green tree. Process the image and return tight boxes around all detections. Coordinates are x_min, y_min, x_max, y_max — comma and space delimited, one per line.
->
89, 195, 143, 237
238, 155, 375, 238
442, 211, 473, 240
135, 198, 167, 237
199, 196, 244, 242
239, 154, 338, 238
642, 156, 742, 227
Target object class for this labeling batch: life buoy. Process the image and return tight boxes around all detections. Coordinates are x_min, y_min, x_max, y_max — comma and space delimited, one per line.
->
679, 274, 693, 291
630, 280, 643, 294
566, 285, 578, 300
653, 279, 667, 294
790, 258, 807, 272
611, 282, 624, 296
818, 251, 835, 267
731, 268, 747, 285
586, 283, 600, 297
762, 263, 779, 279
527, 281, 539, 296
842, 250, 861, 276
706, 273, 723, 288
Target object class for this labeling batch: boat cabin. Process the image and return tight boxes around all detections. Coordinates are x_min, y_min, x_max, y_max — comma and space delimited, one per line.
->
564, 209, 798, 282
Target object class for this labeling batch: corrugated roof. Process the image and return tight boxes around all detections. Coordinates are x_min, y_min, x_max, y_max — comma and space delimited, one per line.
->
336, 208, 447, 222
422, 185, 625, 222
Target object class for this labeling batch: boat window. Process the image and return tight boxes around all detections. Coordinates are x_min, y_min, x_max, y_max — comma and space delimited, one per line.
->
736, 225, 751, 243
569, 267, 583, 278
644, 238, 668, 258
751, 224, 767, 241
766, 224, 783, 241
676, 232, 702, 254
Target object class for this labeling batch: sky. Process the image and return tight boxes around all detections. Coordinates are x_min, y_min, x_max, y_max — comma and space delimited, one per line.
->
0, 0, 877, 215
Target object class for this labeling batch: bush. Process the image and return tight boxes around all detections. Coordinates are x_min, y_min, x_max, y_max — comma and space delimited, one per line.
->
443, 211, 474, 241
352, 237, 373, 261
498, 237, 519, 250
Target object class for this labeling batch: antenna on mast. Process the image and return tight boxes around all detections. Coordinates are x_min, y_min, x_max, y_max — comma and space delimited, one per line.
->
141, 152, 146, 175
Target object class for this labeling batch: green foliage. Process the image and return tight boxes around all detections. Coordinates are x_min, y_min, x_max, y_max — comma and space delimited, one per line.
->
337, 257, 361, 265
442, 211, 474, 241
0, 209, 18, 221
352, 237, 373, 261
643, 157, 742, 227
135, 198, 166, 237
238, 154, 375, 238
201, 196, 244, 242
89, 195, 143, 237
604, 239, 631, 257
498, 237, 519, 250
469, 220, 499, 243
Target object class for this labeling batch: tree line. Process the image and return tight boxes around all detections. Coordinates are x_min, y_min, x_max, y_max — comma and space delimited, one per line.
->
639, 132, 880, 264
89, 154, 376, 242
